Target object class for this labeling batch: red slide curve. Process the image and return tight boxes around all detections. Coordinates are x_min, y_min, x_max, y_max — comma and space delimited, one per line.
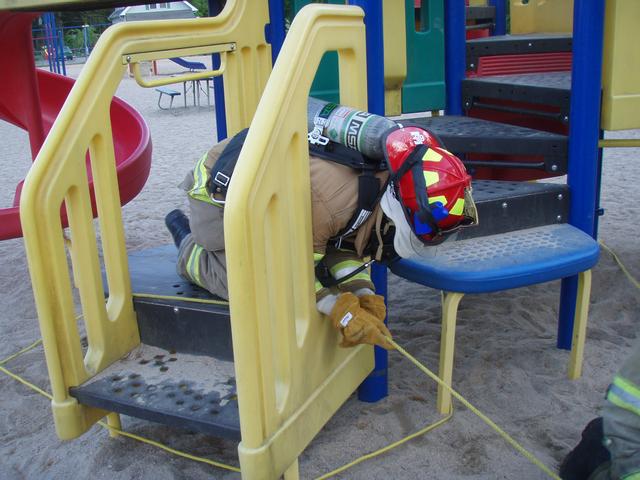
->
0, 12, 152, 240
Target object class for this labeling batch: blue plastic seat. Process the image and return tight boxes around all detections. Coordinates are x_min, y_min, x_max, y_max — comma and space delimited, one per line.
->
389, 223, 600, 413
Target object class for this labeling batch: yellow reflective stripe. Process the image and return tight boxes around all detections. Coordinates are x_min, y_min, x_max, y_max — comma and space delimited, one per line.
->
614, 375, 640, 399
187, 244, 204, 287
449, 197, 465, 216
314, 253, 325, 263
424, 170, 439, 187
429, 195, 447, 206
315, 279, 324, 294
621, 472, 640, 480
329, 259, 363, 276
423, 148, 442, 162
188, 153, 221, 206
609, 390, 640, 417
330, 260, 371, 284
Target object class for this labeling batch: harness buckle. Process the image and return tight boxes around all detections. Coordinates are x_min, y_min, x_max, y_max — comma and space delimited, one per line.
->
214, 171, 230, 187
308, 115, 330, 145
308, 126, 329, 145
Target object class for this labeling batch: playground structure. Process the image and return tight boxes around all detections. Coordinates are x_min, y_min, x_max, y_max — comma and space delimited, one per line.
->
0, 11, 151, 240
1, 0, 639, 478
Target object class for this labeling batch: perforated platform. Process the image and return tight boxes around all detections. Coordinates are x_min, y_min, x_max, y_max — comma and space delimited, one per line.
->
390, 223, 599, 294
462, 71, 571, 115
411, 115, 567, 172
70, 344, 240, 439
466, 34, 572, 71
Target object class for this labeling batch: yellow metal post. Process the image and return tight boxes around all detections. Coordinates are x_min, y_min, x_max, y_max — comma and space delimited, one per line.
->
383, 0, 407, 116
436, 291, 464, 415
568, 270, 592, 380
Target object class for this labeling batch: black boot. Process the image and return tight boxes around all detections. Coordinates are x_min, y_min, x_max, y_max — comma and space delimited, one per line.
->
165, 209, 191, 248
559, 417, 611, 480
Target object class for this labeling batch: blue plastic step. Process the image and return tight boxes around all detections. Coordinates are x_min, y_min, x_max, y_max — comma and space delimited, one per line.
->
390, 223, 600, 294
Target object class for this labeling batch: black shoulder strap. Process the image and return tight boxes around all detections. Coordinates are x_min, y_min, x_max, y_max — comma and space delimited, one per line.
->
208, 129, 387, 249
208, 128, 249, 196
309, 141, 385, 172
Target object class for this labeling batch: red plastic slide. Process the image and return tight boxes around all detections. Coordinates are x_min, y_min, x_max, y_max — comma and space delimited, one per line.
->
0, 12, 152, 240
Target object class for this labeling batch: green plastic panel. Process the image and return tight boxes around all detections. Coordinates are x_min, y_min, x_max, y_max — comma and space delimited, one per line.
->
402, 0, 446, 113
294, 0, 342, 103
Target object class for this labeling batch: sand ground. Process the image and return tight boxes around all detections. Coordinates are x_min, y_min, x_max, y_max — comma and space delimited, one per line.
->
1, 58, 639, 479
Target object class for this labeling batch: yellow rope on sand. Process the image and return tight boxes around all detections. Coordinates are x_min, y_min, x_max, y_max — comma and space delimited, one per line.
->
95, 420, 241, 473
0, 335, 559, 479
389, 339, 561, 480
132, 293, 229, 306
600, 241, 640, 291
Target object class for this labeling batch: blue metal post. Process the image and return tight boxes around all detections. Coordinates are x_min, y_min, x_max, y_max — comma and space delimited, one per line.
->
488, 0, 506, 36
267, 0, 286, 63
358, 263, 389, 402
58, 30, 67, 76
444, 0, 466, 115
349, 0, 384, 116
43, 13, 56, 73
208, 0, 228, 140
348, 0, 387, 402
557, 0, 605, 349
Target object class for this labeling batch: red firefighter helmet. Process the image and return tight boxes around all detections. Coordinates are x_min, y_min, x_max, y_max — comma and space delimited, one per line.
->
381, 126, 477, 253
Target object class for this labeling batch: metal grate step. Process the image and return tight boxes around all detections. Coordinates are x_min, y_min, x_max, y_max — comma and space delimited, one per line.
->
467, 33, 572, 72
126, 246, 233, 360
462, 180, 569, 239
70, 343, 240, 439
462, 71, 571, 120
466, 5, 495, 21
411, 115, 567, 174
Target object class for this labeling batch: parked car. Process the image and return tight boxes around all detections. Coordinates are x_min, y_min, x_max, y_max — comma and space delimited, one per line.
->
63, 45, 73, 60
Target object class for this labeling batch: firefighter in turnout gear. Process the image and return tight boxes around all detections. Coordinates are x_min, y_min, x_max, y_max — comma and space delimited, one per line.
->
560, 342, 640, 480
166, 102, 477, 351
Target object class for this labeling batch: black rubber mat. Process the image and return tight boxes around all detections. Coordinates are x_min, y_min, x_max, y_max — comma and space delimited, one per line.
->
467, 33, 572, 71
409, 115, 567, 173
70, 343, 240, 439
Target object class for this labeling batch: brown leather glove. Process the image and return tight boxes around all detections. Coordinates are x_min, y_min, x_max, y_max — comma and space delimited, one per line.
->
359, 294, 387, 322
359, 294, 392, 339
329, 293, 394, 350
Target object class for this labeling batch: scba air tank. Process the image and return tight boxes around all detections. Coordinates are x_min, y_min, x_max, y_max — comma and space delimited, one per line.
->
307, 97, 397, 160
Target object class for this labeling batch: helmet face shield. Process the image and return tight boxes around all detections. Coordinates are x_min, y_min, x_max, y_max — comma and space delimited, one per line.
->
382, 126, 478, 254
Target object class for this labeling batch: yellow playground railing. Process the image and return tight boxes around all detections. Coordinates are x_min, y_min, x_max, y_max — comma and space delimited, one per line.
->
20, 2, 373, 478
226, 5, 374, 477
